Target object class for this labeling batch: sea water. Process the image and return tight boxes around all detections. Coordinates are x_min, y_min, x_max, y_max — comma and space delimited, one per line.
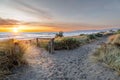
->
0, 29, 117, 40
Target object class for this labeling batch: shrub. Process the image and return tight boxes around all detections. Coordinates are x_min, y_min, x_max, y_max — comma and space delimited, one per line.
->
117, 29, 120, 34
55, 31, 64, 38
95, 33, 103, 37
54, 37, 80, 50
87, 34, 97, 40
80, 34, 85, 36
37, 39, 49, 48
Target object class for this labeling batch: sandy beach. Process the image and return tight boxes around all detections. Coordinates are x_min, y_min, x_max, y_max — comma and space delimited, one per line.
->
0, 0, 120, 79
3, 36, 119, 80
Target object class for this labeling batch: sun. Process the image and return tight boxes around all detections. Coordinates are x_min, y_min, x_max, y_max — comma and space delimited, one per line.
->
13, 27, 19, 33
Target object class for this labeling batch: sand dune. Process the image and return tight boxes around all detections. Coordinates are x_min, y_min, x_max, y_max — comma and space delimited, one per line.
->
4, 36, 120, 80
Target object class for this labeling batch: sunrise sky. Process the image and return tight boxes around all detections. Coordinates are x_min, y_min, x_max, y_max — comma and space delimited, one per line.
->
0, 0, 120, 32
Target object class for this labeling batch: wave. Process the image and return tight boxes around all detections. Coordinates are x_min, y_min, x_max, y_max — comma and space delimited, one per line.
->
0, 28, 118, 40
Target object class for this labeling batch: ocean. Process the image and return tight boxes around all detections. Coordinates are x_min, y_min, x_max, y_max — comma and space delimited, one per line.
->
0, 29, 118, 40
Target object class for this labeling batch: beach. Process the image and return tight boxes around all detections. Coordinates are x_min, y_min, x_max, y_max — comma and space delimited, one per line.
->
4, 36, 120, 80
0, 0, 120, 79
0, 29, 118, 80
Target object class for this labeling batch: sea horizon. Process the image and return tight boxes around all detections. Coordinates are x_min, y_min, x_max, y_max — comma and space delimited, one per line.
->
0, 28, 119, 40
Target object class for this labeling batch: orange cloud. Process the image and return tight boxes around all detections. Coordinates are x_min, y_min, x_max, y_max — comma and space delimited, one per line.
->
0, 18, 19, 25
0, 18, 119, 32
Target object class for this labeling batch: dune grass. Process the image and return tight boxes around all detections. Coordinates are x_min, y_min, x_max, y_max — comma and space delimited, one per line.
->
92, 34, 120, 74
36, 35, 93, 50
54, 37, 80, 50
0, 39, 27, 79
117, 29, 120, 34
108, 34, 120, 46
35, 33, 104, 50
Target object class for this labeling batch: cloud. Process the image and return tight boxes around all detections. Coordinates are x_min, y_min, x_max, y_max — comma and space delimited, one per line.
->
11, 0, 53, 20
0, 17, 19, 25
22, 21, 119, 31
0, 17, 118, 31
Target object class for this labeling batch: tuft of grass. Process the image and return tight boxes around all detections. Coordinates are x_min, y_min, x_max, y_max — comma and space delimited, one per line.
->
54, 37, 80, 50
108, 35, 116, 43
95, 33, 103, 37
87, 34, 97, 40
92, 44, 120, 73
87, 33, 103, 40
108, 34, 120, 46
37, 39, 50, 50
79, 34, 85, 36
36, 33, 104, 51
0, 39, 27, 79
79, 35, 90, 44
117, 29, 120, 34
33, 33, 104, 51
92, 34, 120, 74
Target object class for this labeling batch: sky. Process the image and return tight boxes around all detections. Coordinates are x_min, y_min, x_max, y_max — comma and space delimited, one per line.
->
0, 0, 120, 32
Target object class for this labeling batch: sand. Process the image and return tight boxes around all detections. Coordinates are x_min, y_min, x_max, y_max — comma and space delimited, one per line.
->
5, 36, 120, 80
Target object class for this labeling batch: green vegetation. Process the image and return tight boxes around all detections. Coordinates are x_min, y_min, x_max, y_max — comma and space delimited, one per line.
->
36, 32, 104, 50
36, 39, 50, 50
55, 31, 64, 38
54, 32, 104, 50
117, 29, 120, 34
54, 37, 80, 50
95, 33, 103, 37
0, 39, 27, 79
92, 34, 120, 74
0, 32, 107, 78
87, 34, 97, 40
87, 33, 103, 40
79, 34, 85, 36
78, 35, 90, 44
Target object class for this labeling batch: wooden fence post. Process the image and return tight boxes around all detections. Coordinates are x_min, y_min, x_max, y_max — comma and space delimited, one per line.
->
29, 40, 31, 44
14, 42, 20, 53
36, 38, 39, 46
48, 38, 54, 54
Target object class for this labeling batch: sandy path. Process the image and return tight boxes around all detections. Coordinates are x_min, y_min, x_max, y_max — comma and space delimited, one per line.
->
5, 37, 120, 80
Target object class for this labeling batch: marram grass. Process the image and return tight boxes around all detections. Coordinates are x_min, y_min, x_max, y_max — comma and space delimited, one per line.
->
109, 34, 120, 46
36, 33, 103, 50
0, 39, 27, 79
92, 34, 120, 74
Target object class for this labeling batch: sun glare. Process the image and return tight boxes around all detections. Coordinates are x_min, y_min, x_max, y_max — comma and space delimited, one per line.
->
13, 27, 19, 33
